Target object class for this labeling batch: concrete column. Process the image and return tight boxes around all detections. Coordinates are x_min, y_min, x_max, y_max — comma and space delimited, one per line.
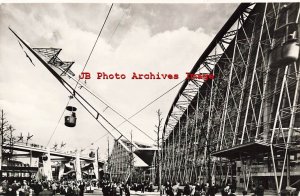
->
42, 147, 53, 180
35, 167, 44, 181
93, 148, 99, 180
29, 151, 32, 167
58, 162, 65, 180
75, 150, 82, 181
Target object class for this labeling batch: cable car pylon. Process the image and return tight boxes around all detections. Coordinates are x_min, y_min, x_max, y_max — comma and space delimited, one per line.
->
9, 27, 139, 152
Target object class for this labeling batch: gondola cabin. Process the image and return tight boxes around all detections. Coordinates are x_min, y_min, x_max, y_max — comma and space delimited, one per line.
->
65, 106, 77, 127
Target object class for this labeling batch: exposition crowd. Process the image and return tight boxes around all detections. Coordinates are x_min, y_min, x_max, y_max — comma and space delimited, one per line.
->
0, 179, 149, 196
0, 179, 266, 196
1, 179, 92, 196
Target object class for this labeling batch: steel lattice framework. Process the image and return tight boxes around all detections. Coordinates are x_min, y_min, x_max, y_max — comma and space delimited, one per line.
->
162, 3, 300, 194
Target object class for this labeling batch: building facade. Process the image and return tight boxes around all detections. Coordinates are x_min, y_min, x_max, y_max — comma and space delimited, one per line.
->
162, 3, 300, 194
108, 139, 155, 183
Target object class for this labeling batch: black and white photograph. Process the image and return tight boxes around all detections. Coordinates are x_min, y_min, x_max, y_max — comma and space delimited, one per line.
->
0, 2, 300, 196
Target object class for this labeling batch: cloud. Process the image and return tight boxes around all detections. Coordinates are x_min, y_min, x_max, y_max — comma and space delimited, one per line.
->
0, 3, 235, 156
120, 4, 238, 35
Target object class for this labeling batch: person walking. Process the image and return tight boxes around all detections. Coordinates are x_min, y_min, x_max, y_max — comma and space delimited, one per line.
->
166, 182, 174, 196
79, 181, 85, 196
33, 181, 43, 196
124, 183, 130, 196
183, 183, 191, 196
65, 183, 75, 196
51, 181, 58, 195
194, 183, 201, 196
255, 184, 264, 196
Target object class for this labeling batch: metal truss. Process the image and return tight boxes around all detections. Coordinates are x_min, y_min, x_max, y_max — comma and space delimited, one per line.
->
10, 28, 142, 154
162, 3, 254, 184
109, 140, 133, 182
162, 3, 300, 194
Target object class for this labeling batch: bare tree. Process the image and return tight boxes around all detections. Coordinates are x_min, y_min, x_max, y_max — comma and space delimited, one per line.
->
1, 109, 9, 144
0, 110, 18, 166
0, 109, 9, 169
155, 109, 163, 196
129, 130, 134, 183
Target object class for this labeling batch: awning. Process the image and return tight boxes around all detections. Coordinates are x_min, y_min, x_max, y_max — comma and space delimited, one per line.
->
134, 148, 156, 166
211, 140, 283, 159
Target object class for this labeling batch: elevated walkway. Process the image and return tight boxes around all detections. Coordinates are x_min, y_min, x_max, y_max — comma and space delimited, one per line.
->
2, 143, 102, 163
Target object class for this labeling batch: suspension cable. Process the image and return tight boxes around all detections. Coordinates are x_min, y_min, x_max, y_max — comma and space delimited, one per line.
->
46, 4, 114, 147
87, 80, 184, 148
74, 3, 114, 91
46, 97, 72, 147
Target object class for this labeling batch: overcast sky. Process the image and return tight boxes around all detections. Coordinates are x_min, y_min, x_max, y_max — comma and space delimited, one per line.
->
0, 3, 238, 159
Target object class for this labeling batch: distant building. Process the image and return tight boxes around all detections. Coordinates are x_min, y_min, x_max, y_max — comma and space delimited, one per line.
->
108, 139, 156, 183
0, 160, 38, 183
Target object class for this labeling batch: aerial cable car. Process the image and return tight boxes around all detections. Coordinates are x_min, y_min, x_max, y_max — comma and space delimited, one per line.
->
65, 105, 77, 127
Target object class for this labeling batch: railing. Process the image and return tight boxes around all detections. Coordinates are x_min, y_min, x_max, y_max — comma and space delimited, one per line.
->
3, 142, 87, 157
